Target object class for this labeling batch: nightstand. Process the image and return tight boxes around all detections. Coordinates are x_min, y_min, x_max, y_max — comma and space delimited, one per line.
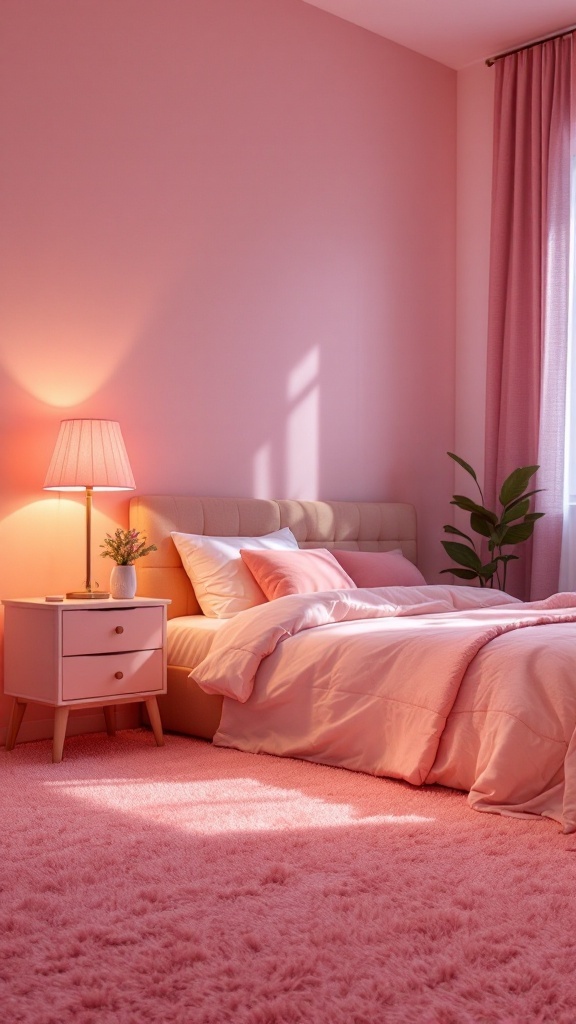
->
2, 596, 171, 763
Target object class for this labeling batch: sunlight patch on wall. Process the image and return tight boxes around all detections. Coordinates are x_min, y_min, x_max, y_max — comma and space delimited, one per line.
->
286, 347, 320, 498
253, 442, 273, 499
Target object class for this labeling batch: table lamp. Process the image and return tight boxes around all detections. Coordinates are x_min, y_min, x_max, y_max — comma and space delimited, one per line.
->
44, 419, 136, 599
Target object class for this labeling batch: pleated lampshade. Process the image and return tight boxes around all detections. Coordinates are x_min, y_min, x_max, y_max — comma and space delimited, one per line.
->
44, 419, 135, 491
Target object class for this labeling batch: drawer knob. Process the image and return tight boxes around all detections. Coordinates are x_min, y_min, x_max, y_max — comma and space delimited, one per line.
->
115, 626, 124, 634
114, 671, 124, 680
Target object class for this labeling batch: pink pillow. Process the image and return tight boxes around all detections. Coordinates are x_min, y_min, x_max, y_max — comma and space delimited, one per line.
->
331, 549, 426, 588
240, 548, 357, 601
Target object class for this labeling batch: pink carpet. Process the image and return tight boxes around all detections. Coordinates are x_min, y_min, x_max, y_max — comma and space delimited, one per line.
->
2, 729, 576, 1023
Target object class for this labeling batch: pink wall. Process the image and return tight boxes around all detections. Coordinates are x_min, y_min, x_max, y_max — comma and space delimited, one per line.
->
0, 0, 456, 740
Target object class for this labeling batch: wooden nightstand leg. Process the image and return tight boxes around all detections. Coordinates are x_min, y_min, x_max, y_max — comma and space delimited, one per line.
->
52, 707, 70, 764
144, 697, 164, 747
5, 698, 27, 751
103, 705, 116, 736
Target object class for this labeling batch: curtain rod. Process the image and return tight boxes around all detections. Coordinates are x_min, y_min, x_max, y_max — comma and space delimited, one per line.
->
486, 23, 576, 66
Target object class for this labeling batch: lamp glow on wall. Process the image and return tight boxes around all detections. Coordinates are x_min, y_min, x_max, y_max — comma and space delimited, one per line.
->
44, 419, 136, 599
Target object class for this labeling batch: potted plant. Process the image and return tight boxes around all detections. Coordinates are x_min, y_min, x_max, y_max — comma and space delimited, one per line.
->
441, 452, 544, 591
100, 528, 157, 600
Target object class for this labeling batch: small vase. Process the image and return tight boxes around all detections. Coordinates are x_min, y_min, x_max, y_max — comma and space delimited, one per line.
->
110, 564, 137, 600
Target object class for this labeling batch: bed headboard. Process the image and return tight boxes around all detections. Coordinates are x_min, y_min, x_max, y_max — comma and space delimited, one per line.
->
129, 496, 417, 618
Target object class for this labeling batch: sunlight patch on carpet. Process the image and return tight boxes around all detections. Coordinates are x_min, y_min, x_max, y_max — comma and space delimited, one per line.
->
41, 775, 435, 833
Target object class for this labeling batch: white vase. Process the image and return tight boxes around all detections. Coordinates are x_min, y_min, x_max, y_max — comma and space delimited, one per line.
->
110, 564, 137, 600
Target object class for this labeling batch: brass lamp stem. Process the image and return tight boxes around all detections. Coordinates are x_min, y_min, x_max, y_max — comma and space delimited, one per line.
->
66, 485, 109, 599
85, 485, 93, 591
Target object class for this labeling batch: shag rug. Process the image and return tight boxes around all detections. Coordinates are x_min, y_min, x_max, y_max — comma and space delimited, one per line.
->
2, 730, 576, 1024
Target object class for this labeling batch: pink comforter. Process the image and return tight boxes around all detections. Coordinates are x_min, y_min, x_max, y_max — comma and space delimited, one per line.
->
191, 585, 576, 832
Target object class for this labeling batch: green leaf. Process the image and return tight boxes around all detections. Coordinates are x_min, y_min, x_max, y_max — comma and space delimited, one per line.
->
501, 498, 529, 524
447, 453, 478, 483
470, 512, 492, 538
499, 521, 536, 546
503, 488, 543, 514
443, 524, 475, 543
439, 567, 478, 580
478, 560, 498, 579
524, 512, 545, 523
441, 541, 482, 571
451, 496, 498, 524
499, 466, 539, 507
487, 525, 507, 547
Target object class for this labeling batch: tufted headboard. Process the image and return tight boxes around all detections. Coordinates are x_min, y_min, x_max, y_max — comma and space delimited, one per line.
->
129, 496, 417, 619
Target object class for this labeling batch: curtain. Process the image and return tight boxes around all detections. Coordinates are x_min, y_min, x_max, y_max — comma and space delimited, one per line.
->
559, 62, 576, 592
484, 34, 573, 600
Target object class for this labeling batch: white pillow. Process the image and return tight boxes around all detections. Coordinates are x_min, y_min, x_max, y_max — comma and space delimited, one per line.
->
171, 527, 299, 618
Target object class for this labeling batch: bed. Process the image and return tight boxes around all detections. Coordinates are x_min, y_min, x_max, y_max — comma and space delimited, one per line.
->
130, 495, 576, 833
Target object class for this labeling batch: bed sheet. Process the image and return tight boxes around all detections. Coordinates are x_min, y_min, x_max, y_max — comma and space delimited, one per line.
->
167, 615, 224, 669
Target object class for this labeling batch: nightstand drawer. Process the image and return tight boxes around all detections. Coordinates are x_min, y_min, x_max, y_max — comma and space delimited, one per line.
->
62, 607, 163, 656
62, 649, 164, 701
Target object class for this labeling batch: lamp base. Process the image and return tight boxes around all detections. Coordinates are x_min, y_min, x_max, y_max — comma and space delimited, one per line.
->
66, 590, 110, 600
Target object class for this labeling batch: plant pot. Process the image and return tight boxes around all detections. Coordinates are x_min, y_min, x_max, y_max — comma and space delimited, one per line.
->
110, 564, 137, 600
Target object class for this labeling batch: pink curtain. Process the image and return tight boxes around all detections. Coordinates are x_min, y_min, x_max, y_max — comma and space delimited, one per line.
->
484, 34, 573, 600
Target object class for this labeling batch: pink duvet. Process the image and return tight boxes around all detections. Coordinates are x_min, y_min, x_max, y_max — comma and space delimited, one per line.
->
191, 585, 576, 832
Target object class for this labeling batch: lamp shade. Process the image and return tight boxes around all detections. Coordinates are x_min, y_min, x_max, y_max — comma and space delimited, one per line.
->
44, 419, 136, 492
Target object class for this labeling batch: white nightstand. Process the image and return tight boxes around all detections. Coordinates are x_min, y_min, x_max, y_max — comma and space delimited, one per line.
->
2, 596, 171, 763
